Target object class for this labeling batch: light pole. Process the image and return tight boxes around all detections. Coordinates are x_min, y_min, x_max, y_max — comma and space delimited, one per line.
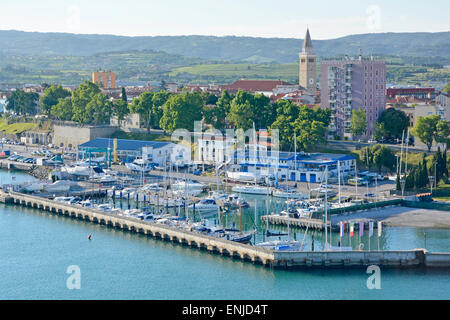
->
400, 177, 406, 197
428, 175, 435, 195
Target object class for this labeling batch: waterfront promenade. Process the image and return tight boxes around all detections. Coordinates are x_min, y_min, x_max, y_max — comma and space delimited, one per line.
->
1, 190, 449, 269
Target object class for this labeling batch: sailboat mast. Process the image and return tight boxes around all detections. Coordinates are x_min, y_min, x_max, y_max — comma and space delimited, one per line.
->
338, 160, 341, 205
324, 165, 328, 251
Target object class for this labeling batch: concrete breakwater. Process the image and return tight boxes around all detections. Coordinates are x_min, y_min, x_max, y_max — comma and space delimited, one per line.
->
1, 190, 449, 269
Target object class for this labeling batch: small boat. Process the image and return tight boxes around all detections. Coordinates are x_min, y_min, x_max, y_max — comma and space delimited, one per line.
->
54, 196, 74, 203
98, 174, 117, 183
43, 180, 71, 192
272, 189, 309, 200
65, 165, 93, 177
223, 194, 249, 209
80, 199, 93, 208
231, 185, 271, 195
171, 180, 206, 191
23, 182, 44, 192
266, 230, 288, 237
224, 231, 255, 244
256, 240, 304, 252
96, 204, 113, 212
126, 157, 155, 172
188, 198, 219, 212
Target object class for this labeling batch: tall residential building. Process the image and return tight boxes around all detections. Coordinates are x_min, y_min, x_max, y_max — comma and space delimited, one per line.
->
320, 53, 386, 140
92, 71, 116, 89
299, 28, 317, 93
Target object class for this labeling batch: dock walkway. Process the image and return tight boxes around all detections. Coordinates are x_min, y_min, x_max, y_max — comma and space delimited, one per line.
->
1, 191, 449, 269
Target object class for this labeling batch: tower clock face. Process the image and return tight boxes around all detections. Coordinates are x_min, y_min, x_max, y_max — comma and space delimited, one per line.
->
309, 78, 314, 85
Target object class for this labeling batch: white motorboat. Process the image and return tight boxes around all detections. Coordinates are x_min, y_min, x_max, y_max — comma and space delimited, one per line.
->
126, 158, 154, 172
98, 174, 117, 183
231, 185, 271, 195
54, 196, 74, 203
96, 204, 113, 212
23, 182, 44, 192
140, 183, 163, 192
226, 171, 265, 183
172, 188, 203, 197
43, 180, 71, 192
223, 194, 249, 208
272, 189, 310, 200
256, 240, 305, 252
188, 198, 219, 212
80, 199, 93, 208
65, 165, 93, 177
171, 180, 206, 191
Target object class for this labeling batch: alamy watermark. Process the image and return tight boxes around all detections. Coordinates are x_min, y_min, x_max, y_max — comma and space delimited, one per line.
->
66, 265, 81, 290
366, 265, 381, 290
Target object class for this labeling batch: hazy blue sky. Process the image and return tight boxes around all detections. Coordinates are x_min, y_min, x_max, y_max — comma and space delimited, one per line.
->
1, 0, 449, 39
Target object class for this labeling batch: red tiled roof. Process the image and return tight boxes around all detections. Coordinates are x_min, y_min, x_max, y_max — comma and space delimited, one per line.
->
220, 80, 291, 93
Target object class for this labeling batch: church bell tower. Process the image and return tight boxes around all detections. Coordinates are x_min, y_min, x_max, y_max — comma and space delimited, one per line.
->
299, 28, 317, 93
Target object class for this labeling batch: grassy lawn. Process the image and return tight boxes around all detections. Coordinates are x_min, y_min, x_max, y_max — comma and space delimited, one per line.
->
434, 196, 450, 202
0, 120, 38, 135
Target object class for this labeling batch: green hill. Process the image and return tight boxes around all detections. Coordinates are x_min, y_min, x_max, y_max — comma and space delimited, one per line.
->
1, 30, 449, 63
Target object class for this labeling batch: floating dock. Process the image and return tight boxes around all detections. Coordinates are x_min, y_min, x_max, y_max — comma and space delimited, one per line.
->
261, 215, 326, 230
1, 190, 449, 269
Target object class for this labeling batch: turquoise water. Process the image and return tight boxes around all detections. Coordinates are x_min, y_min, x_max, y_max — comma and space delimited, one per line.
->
0, 170, 449, 300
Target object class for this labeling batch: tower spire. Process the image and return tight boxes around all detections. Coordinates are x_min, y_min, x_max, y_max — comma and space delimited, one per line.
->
302, 28, 314, 54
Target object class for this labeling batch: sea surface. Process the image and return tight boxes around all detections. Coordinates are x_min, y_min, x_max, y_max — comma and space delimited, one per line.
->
0, 170, 449, 300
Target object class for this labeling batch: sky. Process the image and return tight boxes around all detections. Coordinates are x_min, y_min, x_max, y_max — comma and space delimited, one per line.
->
1, 0, 449, 39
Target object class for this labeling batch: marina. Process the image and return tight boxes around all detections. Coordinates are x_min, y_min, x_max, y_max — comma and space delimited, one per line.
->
1, 188, 449, 269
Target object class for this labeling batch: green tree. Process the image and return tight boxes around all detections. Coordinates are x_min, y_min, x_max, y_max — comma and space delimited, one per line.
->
71, 81, 111, 124
293, 106, 329, 151
203, 90, 232, 130
443, 82, 450, 93
50, 98, 73, 121
121, 87, 128, 103
112, 100, 129, 126
40, 85, 71, 117
360, 146, 374, 170
130, 91, 171, 131
201, 92, 218, 105
129, 92, 155, 132
411, 115, 441, 152
435, 120, 450, 149
373, 122, 387, 142
270, 100, 299, 150
227, 90, 256, 131
371, 144, 396, 173
253, 93, 273, 129
377, 108, 410, 139
350, 109, 367, 137
159, 92, 204, 132
6, 89, 39, 115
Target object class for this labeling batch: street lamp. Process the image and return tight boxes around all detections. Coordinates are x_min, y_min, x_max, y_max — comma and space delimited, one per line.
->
428, 175, 435, 195
400, 177, 406, 197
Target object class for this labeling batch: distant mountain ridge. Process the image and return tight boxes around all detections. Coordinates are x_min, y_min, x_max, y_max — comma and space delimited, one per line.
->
0, 30, 449, 63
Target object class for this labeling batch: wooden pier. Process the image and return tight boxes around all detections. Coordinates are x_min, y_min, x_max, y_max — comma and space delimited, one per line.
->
1, 190, 449, 269
261, 214, 327, 230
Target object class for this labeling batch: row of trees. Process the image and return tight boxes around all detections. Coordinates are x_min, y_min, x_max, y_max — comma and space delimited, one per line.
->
397, 148, 448, 191
6, 90, 39, 115
39, 82, 116, 125
36, 83, 331, 152
123, 89, 331, 151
